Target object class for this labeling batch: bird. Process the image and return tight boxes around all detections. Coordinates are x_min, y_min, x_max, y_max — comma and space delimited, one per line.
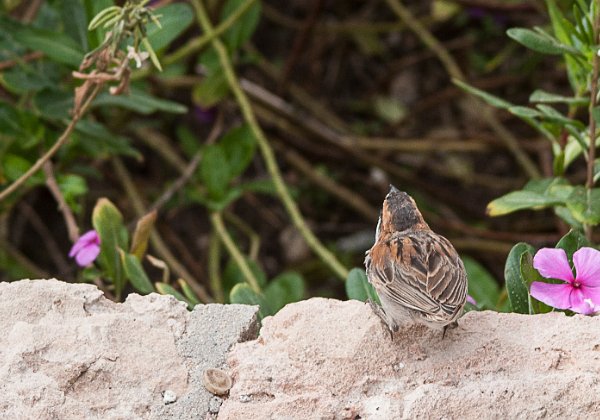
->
364, 185, 467, 337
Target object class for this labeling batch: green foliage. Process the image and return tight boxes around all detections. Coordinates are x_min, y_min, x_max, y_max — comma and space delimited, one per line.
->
504, 243, 535, 314
90, 198, 161, 299
345, 268, 379, 303
227, 263, 306, 319
462, 256, 500, 310
220, 0, 262, 51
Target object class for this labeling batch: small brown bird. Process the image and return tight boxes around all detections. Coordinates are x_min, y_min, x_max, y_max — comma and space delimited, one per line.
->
364, 186, 467, 335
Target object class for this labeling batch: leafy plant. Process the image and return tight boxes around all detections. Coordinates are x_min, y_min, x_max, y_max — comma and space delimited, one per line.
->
457, 0, 600, 316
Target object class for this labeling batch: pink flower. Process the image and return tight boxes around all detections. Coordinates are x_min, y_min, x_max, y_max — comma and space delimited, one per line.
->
530, 247, 600, 315
69, 230, 101, 267
466, 295, 477, 306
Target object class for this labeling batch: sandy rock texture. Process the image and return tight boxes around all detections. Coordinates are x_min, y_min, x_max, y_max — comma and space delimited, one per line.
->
0, 280, 259, 419
221, 298, 600, 419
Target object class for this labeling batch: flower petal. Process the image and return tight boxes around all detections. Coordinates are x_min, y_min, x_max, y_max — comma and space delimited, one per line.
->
573, 247, 600, 287
530, 281, 573, 309
69, 230, 98, 257
568, 288, 596, 315
466, 295, 477, 305
533, 248, 574, 282
74, 243, 100, 267
578, 285, 600, 309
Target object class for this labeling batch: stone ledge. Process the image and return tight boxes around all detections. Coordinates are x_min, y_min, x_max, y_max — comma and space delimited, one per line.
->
2, 280, 599, 419
221, 298, 600, 419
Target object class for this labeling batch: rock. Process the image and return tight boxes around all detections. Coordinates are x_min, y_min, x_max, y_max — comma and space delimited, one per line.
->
0, 279, 259, 419
153, 302, 259, 419
220, 297, 600, 419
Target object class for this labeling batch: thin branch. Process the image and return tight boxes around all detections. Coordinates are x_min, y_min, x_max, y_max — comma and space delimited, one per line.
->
191, 0, 349, 280
43, 161, 79, 243
0, 84, 103, 203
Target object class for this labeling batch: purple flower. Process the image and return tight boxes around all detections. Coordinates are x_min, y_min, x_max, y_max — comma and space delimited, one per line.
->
466, 295, 477, 306
69, 230, 101, 267
530, 247, 600, 315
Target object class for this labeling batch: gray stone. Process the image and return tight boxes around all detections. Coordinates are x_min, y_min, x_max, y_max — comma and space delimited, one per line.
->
0, 279, 259, 419
151, 302, 259, 419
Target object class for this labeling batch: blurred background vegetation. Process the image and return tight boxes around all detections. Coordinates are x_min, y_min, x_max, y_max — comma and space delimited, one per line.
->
0, 0, 588, 313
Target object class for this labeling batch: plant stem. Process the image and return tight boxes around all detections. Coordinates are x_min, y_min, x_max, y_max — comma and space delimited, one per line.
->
191, 0, 349, 280
210, 211, 261, 293
208, 232, 225, 302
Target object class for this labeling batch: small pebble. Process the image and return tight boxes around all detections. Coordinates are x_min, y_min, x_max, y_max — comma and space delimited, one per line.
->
239, 394, 252, 403
203, 368, 233, 395
163, 390, 177, 404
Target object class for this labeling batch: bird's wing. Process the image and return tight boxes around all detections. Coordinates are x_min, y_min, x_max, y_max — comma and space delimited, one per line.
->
366, 231, 466, 317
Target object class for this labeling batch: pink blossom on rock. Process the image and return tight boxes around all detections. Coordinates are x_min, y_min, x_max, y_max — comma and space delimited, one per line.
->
69, 230, 101, 267
530, 247, 600, 315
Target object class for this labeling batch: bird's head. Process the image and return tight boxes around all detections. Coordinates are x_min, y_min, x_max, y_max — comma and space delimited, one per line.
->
375, 185, 428, 241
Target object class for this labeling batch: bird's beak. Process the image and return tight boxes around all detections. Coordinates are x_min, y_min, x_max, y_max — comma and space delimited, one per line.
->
389, 184, 400, 194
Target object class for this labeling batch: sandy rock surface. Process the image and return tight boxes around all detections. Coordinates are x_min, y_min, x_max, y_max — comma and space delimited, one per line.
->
220, 298, 600, 419
0, 279, 259, 419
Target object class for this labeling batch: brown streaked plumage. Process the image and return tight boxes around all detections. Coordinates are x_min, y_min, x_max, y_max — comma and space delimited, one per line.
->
364, 186, 467, 334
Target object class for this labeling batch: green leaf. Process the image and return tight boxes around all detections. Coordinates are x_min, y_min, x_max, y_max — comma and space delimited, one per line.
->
92, 198, 128, 298
507, 106, 543, 119
504, 242, 535, 314
60, 0, 89, 50
546, 0, 590, 92
220, 0, 262, 51
93, 90, 187, 114
529, 89, 587, 106
487, 191, 563, 216
594, 159, 600, 183
74, 120, 141, 160
2, 67, 54, 94
178, 278, 201, 306
462, 256, 499, 310
345, 268, 379, 303
120, 250, 155, 295
536, 104, 585, 128
33, 89, 73, 120
12, 26, 84, 67
56, 173, 87, 213
129, 210, 157, 260
220, 124, 256, 178
146, 3, 194, 51
566, 187, 600, 225
506, 27, 581, 56
2, 154, 44, 186
156, 282, 193, 308
264, 271, 305, 313
519, 251, 553, 314
230, 283, 270, 318
453, 79, 513, 109
592, 106, 600, 125
222, 257, 268, 298
556, 229, 590, 259
200, 144, 230, 199
192, 71, 230, 108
